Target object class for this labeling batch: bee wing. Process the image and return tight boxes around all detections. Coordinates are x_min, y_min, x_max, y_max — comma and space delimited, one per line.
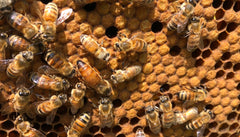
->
177, 20, 188, 34
197, 124, 207, 137
198, 36, 204, 50
56, 8, 73, 26
38, 65, 59, 75
46, 109, 57, 124
31, 128, 45, 137
0, 59, 13, 71
31, 1, 44, 22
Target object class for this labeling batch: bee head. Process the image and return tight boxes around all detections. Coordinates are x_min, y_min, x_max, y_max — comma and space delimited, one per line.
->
62, 79, 70, 90
58, 93, 67, 104
68, 69, 76, 78
188, 0, 198, 6
159, 95, 169, 103
206, 109, 214, 118
191, 17, 200, 23
100, 98, 110, 104
18, 87, 31, 96
114, 42, 122, 51
0, 33, 8, 39
145, 106, 154, 114
76, 82, 86, 90
22, 51, 34, 62
110, 74, 117, 84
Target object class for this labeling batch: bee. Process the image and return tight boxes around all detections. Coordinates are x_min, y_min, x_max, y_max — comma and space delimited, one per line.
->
135, 128, 145, 137
176, 86, 208, 102
6, 51, 34, 78
186, 109, 214, 130
186, 16, 205, 52
8, 35, 43, 54
175, 107, 198, 124
0, 33, 8, 60
0, 0, 13, 14
67, 112, 91, 137
99, 98, 114, 128
167, 2, 194, 33
44, 49, 76, 77
39, 2, 73, 42
30, 72, 70, 91
159, 95, 176, 128
111, 65, 142, 84
36, 93, 67, 124
14, 115, 45, 137
80, 34, 110, 61
69, 82, 86, 114
7, 11, 39, 40
114, 33, 148, 53
12, 87, 31, 113
145, 105, 161, 134
76, 59, 112, 96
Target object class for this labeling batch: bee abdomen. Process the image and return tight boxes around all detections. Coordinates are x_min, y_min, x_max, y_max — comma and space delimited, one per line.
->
8, 35, 30, 51
7, 12, 29, 32
43, 3, 58, 22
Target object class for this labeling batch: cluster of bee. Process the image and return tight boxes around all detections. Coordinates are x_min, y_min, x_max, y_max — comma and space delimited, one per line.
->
0, 0, 150, 136
167, 0, 206, 52
138, 86, 213, 137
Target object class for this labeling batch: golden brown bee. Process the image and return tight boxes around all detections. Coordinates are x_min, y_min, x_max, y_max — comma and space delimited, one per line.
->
114, 33, 148, 53
0, 33, 8, 60
0, 0, 13, 14
44, 49, 76, 77
13, 87, 31, 113
40, 2, 72, 42
99, 98, 114, 128
80, 34, 110, 61
111, 65, 142, 84
69, 82, 86, 114
76, 59, 112, 96
36, 93, 67, 124
167, 2, 194, 33
187, 16, 205, 52
176, 86, 208, 102
7, 11, 39, 40
67, 112, 91, 137
145, 105, 161, 134
6, 51, 34, 78
14, 115, 45, 137
175, 107, 198, 124
135, 128, 146, 137
186, 109, 214, 130
8, 35, 43, 53
159, 95, 176, 128
30, 72, 70, 91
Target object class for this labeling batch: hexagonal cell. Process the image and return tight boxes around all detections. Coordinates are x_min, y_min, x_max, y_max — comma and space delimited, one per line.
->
209, 132, 219, 137
83, 2, 97, 12
112, 125, 122, 134
0, 114, 8, 121
217, 20, 227, 31
54, 123, 65, 132
210, 41, 220, 50
201, 78, 209, 84
192, 49, 202, 58
223, 62, 233, 70
218, 31, 228, 41
160, 83, 170, 92
89, 126, 100, 134
169, 46, 181, 56
212, 0, 223, 8
229, 123, 239, 131
57, 105, 68, 115
33, 122, 40, 130
0, 130, 7, 137
94, 134, 104, 137
233, 63, 240, 71
226, 22, 238, 32
230, 132, 239, 137
218, 123, 229, 131
1, 120, 14, 130
41, 123, 52, 132
101, 127, 111, 133
151, 21, 163, 33
137, 108, 145, 117
203, 128, 210, 136
221, 52, 231, 61
233, 1, 240, 12
215, 9, 225, 20
113, 99, 122, 108
226, 72, 234, 79
130, 117, 140, 125
208, 122, 218, 129
223, 0, 234, 10
105, 26, 118, 38
46, 132, 58, 137
202, 49, 212, 58
8, 130, 20, 137
216, 70, 225, 78
119, 117, 129, 125
205, 104, 214, 110
220, 133, 230, 137
195, 58, 204, 67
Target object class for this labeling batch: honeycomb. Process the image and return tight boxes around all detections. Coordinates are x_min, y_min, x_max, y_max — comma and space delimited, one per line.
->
0, 0, 239, 137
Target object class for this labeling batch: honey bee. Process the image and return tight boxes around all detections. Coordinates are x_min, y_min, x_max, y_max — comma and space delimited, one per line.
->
0, 0, 13, 14
186, 109, 214, 130
175, 107, 198, 124
76, 59, 112, 96
111, 65, 142, 84
67, 112, 91, 137
135, 128, 145, 137
187, 16, 205, 52
30, 72, 70, 91
8, 35, 43, 53
80, 34, 110, 61
69, 82, 86, 114
159, 95, 176, 128
99, 97, 114, 128
44, 49, 76, 77
0, 33, 8, 60
36, 93, 67, 124
12, 87, 31, 113
114, 33, 148, 53
167, 2, 194, 33
6, 51, 34, 78
7, 11, 40, 40
39, 2, 72, 42
176, 86, 208, 102
14, 115, 45, 137
145, 105, 161, 134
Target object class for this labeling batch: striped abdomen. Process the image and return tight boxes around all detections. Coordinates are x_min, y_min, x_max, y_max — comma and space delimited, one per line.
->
8, 35, 30, 51
186, 117, 203, 130
69, 113, 91, 135
132, 38, 147, 52
167, 13, 188, 32
37, 96, 61, 115
162, 111, 175, 128
187, 33, 201, 52
7, 11, 29, 33
177, 90, 196, 101
43, 2, 58, 22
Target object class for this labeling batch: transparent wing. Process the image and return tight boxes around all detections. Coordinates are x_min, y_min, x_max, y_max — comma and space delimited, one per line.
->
177, 21, 188, 34
198, 36, 204, 50
197, 124, 207, 137
0, 59, 13, 71
31, 128, 45, 137
56, 8, 73, 25
46, 109, 57, 124
38, 65, 59, 75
